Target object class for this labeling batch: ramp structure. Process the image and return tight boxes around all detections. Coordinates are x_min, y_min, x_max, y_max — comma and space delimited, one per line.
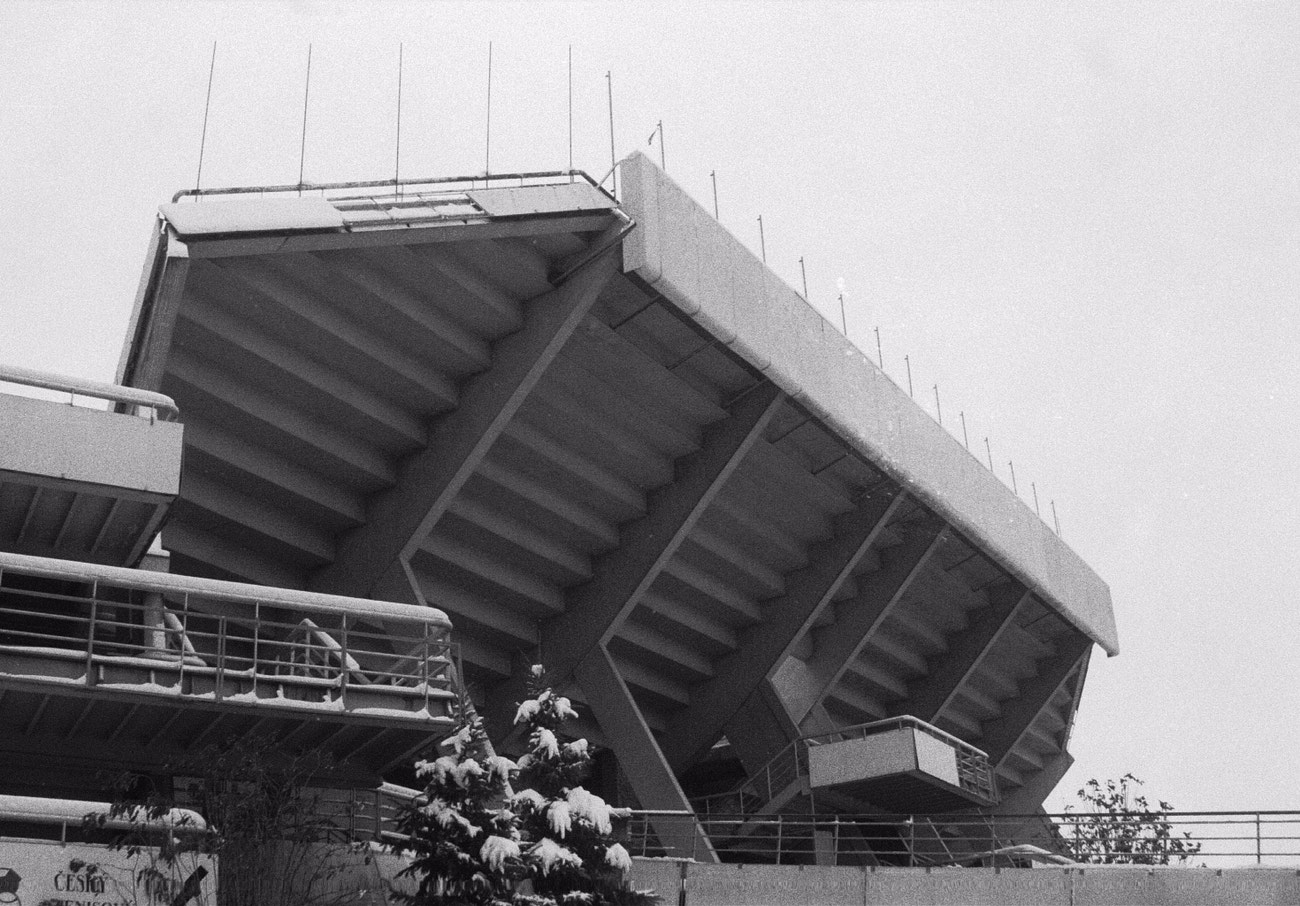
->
2, 155, 1116, 863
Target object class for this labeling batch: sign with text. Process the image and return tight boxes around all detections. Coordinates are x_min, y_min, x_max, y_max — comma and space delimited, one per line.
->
0, 839, 215, 906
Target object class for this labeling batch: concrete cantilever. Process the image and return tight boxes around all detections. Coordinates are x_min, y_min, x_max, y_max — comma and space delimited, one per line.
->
616, 151, 1118, 657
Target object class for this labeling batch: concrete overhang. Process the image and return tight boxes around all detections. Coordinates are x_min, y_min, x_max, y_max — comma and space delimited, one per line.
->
0, 388, 181, 567
108, 166, 1112, 809
618, 152, 1118, 656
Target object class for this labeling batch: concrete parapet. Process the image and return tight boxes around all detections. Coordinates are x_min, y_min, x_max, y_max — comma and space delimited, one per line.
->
631, 859, 1300, 906
619, 151, 1118, 656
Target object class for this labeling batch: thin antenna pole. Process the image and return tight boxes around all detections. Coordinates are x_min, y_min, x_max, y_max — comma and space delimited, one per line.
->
298, 44, 312, 193
904, 355, 913, 397
567, 45, 573, 180
1009, 460, 1018, 494
395, 43, 403, 192
758, 216, 766, 262
799, 257, 808, 300
960, 412, 969, 449
1032, 482, 1041, 516
657, 120, 665, 170
933, 384, 942, 425
875, 327, 882, 368
195, 41, 217, 193
485, 41, 493, 177
710, 170, 718, 218
838, 294, 847, 334
606, 71, 616, 195
1051, 500, 1061, 536
984, 437, 993, 470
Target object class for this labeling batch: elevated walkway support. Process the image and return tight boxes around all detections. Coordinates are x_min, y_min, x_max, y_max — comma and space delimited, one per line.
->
0, 551, 456, 786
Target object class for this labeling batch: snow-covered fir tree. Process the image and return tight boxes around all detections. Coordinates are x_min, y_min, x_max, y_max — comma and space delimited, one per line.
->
399, 670, 655, 906
397, 701, 524, 906
509, 666, 656, 906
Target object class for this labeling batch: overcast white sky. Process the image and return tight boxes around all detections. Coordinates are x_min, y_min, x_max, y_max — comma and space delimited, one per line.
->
2, 2, 1297, 813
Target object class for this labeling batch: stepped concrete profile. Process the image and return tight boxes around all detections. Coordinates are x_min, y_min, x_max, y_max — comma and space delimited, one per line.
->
1, 153, 1118, 865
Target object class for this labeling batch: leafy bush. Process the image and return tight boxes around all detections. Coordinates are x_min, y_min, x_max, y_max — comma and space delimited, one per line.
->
1062, 774, 1201, 865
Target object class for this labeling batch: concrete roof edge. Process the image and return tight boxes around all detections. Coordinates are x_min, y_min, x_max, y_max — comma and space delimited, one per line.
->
617, 151, 1118, 656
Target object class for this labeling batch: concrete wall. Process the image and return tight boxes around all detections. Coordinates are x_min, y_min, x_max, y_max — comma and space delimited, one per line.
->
0, 392, 182, 495
631, 859, 1300, 906
618, 152, 1118, 656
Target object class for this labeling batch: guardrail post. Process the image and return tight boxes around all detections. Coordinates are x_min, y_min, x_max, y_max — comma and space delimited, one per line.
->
1257, 813, 1263, 864
340, 615, 349, 708
215, 616, 227, 701
85, 580, 99, 687
251, 599, 260, 696
180, 593, 190, 691
422, 623, 431, 715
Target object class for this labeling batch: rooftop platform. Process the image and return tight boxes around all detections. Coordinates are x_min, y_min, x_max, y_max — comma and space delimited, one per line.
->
112, 158, 1116, 846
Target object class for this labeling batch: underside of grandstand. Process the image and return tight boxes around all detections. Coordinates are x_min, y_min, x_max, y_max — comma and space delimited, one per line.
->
0, 153, 1116, 865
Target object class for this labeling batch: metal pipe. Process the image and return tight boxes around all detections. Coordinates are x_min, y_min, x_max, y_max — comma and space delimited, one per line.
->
0, 363, 179, 421
173, 169, 603, 203
0, 550, 452, 628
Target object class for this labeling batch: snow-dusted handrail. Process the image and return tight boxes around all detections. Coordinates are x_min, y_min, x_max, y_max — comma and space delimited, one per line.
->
0, 550, 457, 722
0, 550, 451, 628
171, 169, 608, 203
0, 793, 206, 832
0, 363, 179, 421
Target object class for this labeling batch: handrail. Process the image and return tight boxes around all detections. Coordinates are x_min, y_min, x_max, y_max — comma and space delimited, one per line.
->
0, 363, 179, 421
624, 810, 1300, 868
803, 715, 990, 759
172, 169, 610, 204
0, 552, 458, 721
0, 551, 452, 629
0, 794, 206, 834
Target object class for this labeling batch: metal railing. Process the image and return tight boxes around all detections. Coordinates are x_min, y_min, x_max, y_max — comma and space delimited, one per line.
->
693, 715, 996, 817
0, 363, 178, 421
171, 169, 612, 223
624, 810, 1300, 869
316, 783, 419, 843
273, 784, 1300, 871
0, 551, 456, 720
0, 794, 207, 844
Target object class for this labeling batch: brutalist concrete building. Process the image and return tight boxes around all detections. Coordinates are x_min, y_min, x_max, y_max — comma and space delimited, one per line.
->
0, 153, 1116, 864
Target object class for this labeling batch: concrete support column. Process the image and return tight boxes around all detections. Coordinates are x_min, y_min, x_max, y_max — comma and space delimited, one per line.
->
574, 646, 718, 864
143, 592, 166, 653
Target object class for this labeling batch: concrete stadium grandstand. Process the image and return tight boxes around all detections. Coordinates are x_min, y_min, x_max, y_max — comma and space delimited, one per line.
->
0, 153, 1116, 864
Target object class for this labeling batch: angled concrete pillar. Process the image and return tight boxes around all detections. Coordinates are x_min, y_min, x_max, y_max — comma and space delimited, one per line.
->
896, 583, 1030, 724
988, 751, 1076, 852
984, 633, 1092, 769
722, 679, 802, 778
309, 250, 618, 599
541, 382, 786, 686
661, 485, 908, 773
774, 518, 948, 728
574, 646, 718, 863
